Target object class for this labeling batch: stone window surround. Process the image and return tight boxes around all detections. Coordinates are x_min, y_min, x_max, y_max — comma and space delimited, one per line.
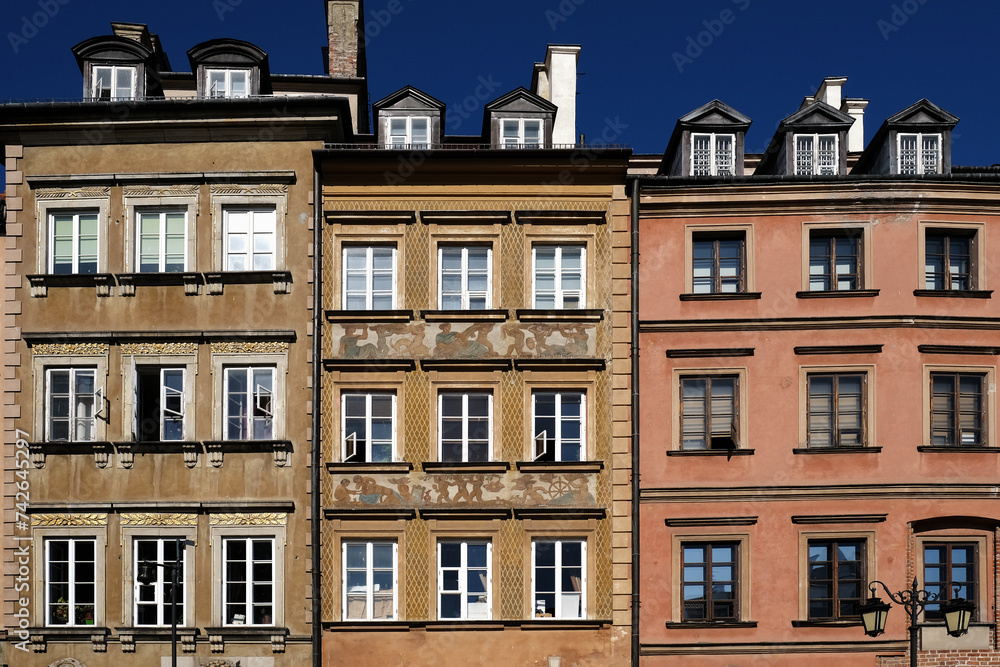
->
210, 353, 288, 442
34, 196, 112, 275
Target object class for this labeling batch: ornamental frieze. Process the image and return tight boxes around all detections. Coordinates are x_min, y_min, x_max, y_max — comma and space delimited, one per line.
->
36, 187, 111, 200
210, 513, 287, 526
32, 343, 109, 356
32, 513, 108, 527
211, 342, 289, 354
120, 513, 198, 526
121, 342, 198, 356
331, 472, 595, 509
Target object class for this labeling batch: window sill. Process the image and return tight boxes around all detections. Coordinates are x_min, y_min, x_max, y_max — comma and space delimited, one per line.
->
679, 292, 762, 301
115, 272, 202, 296
27, 441, 114, 469
796, 289, 880, 299
515, 460, 603, 473
205, 626, 288, 653
514, 309, 604, 322
325, 309, 414, 323
791, 620, 862, 628
323, 358, 417, 372
326, 461, 414, 474
27, 273, 115, 297
913, 289, 993, 299
201, 439, 293, 468
420, 309, 509, 322
115, 626, 199, 652
203, 270, 292, 295
792, 447, 882, 454
666, 449, 754, 457
323, 619, 612, 631
26, 626, 111, 652
664, 621, 757, 629
917, 446, 998, 453
421, 461, 511, 474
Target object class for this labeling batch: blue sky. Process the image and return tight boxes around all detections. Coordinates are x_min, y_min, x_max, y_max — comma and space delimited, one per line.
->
2, 0, 999, 163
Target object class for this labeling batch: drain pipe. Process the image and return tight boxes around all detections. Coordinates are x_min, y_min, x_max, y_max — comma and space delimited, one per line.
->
629, 177, 641, 666
311, 158, 323, 667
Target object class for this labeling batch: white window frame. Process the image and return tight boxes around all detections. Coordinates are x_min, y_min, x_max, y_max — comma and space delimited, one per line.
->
206, 68, 250, 98
385, 116, 430, 148
132, 365, 187, 442
438, 246, 492, 310
44, 537, 98, 627
222, 536, 275, 626
532, 391, 586, 462
135, 209, 188, 273
342, 245, 397, 310
223, 207, 277, 272
690, 133, 735, 176
438, 392, 493, 462
341, 392, 396, 462
48, 210, 100, 275
133, 537, 188, 627
437, 540, 492, 620
794, 133, 839, 176
532, 245, 585, 309
91, 64, 136, 100
531, 539, 586, 619
899, 133, 942, 175
342, 540, 398, 621
500, 118, 543, 148
45, 367, 104, 442
223, 366, 276, 441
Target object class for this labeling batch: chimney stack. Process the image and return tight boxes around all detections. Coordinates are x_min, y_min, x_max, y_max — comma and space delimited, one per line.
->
326, 1, 367, 80
805, 76, 869, 152
532, 45, 581, 146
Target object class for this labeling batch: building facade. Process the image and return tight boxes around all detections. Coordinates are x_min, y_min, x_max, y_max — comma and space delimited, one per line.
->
1, 3, 366, 664
634, 79, 1000, 666
315, 46, 633, 666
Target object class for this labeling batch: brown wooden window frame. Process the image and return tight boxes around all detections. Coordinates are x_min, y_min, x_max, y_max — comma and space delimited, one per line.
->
680, 540, 740, 622
806, 372, 868, 448
925, 229, 977, 291
679, 375, 740, 450
807, 538, 866, 621
930, 372, 986, 447
922, 542, 978, 621
691, 232, 747, 294
808, 230, 863, 292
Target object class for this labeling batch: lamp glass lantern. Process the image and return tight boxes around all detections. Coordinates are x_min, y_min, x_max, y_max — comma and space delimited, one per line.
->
942, 597, 974, 637
859, 596, 890, 637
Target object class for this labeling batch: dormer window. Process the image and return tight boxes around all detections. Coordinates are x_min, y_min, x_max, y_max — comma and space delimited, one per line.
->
501, 119, 542, 148
92, 65, 136, 100
899, 133, 941, 175
794, 134, 838, 175
386, 117, 430, 149
691, 134, 734, 176
207, 69, 249, 98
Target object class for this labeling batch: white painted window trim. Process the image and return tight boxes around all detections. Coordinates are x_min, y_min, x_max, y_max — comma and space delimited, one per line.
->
206, 68, 251, 98
134, 209, 189, 273
500, 118, 543, 148
385, 116, 431, 148
531, 539, 587, 619
531, 391, 586, 462
342, 540, 399, 621
221, 536, 276, 626
341, 392, 397, 462
43, 537, 98, 627
690, 133, 736, 176
438, 392, 493, 462
222, 207, 278, 272
47, 210, 100, 275
342, 245, 397, 310
531, 245, 586, 309
91, 64, 136, 100
898, 133, 942, 175
794, 133, 839, 176
437, 540, 492, 620
44, 367, 104, 443
132, 537, 189, 627
222, 366, 277, 441
438, 246, 492, 310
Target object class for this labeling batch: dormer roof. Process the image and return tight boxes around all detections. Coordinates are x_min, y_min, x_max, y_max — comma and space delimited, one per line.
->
482, 87, 557, 144
72, 35, 155, 71
853, 99, 960, 175
661, 100, 752, 175
373, 86, 446, 113
187, 38, 271, 95
755, 100, 855, 175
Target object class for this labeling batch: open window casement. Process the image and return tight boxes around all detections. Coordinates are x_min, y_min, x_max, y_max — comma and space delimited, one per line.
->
533, 430, 549, 461
254, 384, 273, 417
94, 385, 106, 419
343, 432, 359, 462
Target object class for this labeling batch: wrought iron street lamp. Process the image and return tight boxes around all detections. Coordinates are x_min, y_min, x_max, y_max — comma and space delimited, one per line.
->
859, 578, 974, 667
136, 558, 181, 667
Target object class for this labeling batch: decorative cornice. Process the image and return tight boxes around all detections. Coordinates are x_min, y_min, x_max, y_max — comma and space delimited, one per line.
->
666, 348, 754, 358
918, 344, 1000, 355
121, 342, 198, 356
35, 186, 111, 200
664, 516, 758, 527
210, 341, 289, 354
31, 342, 108, 356
123, 184, 199, 197
120, 513, 198, 526
791, 514, 887, 524
210, 184, 288, 196
32, 513, 108, 527
209, 513, 287, 526
794, 345, 883, 355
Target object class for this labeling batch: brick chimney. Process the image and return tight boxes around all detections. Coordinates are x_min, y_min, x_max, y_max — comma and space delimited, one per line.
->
326, 1, 367, 80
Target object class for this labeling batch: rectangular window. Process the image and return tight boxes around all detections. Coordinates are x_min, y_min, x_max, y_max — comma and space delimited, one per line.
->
387, 117, 430, 148
930, 373, 985, 446
439, 392, 492, 462
925, 230, 976, 290
223, 537, 275, 626
135, 367, 185, 442
92, 65, 135, 100
46, 368, 102, 442
134, 538, 186, 626
501, 119, 542, 148
924, 542, 977, 620
136, 210, 186, 273
343, 541, 397, 621
900, 133, 941, 175
49, 210, 99, 275
532, 245, 585, 309
439, 246, 491, 310
342, 392, 396, 462
680, 375, 738, 450
45, 538, 96, 627
807, 373, 866, 448
207, 69, 249, 98
224, 208, 277, 271
691, 133, 735, 176
532, 391, 584, 461
809, 232, 861, 291
807, 539, 865, 620
795, 134, 838, 175
438, 540, 491, 620
692, 232, 745, 294
681, 542, 739, 621
532, 540, 585, 619
343, 246, 396, 310
224, 367, 275, 440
